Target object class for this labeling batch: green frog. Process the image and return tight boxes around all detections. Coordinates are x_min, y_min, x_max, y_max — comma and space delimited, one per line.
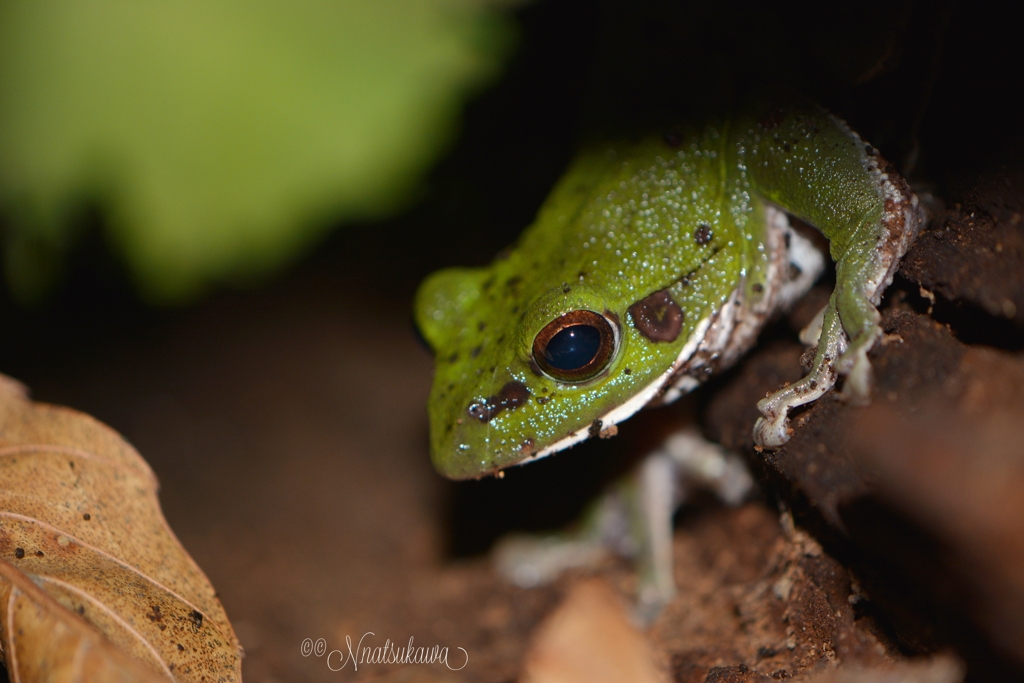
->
415, 99, 922, 614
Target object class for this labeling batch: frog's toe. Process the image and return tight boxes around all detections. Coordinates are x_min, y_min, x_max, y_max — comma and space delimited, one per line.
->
754, 357, 839, 448
753, 413, 791, 449
798, 303, 828, 347
634, 585, 674, 626
493, 533, 606, 588
838, 345, 873, 405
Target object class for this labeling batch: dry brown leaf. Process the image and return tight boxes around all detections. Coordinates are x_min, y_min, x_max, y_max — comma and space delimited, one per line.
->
0, 374, 241, 682
0, 557, 166, 682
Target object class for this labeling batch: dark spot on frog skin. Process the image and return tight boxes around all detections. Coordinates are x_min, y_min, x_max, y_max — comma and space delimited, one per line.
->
467, 381, 531, 423
177, 644, 185, 652
15, 548, 24, 559
577, 270, 588, 281
694, 223, 713, 245
83, 513, 91, 521
190, 610, 204, 632
482, 277, 495, 291
752, 283, 764, 293
35, 550, 43, 557
471, 345, 482, 359
478, 321, 487, 332
147, 605, 163, 622
628, 288, 684, 342
448, 352, 459, 364
623, 367, 632, 374
588, 419, 603, 438
537, 395, 550, 405
520, 438, 535, 455
506, 276, 522, 291
562, 284, 572, 294
663, 128, 682, 147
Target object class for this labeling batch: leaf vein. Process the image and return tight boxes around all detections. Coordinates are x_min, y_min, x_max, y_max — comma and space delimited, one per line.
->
37, 575, 174, 680
0, 512, 224, 639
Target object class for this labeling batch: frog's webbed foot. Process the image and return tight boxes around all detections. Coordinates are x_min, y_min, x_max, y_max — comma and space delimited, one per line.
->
754, 264, 887, 448
754, 295, 847, 448
494, 429, 753, 624
493, 533, 609, 589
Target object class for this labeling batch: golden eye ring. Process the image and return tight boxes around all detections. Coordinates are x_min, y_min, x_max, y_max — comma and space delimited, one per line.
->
532, 310, 617, 382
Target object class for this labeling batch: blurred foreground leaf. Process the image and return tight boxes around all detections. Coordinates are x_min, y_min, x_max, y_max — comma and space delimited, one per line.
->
0, 1, 515, 301
0, 374, 242, 681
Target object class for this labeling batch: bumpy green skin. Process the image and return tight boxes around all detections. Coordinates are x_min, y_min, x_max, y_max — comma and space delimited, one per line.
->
416, 100, 912, 479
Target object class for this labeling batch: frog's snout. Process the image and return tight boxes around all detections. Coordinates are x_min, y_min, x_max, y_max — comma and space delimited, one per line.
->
429, 379, 537, 479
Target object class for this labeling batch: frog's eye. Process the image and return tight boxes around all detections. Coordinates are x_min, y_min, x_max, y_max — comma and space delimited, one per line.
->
533, 310, 617, 382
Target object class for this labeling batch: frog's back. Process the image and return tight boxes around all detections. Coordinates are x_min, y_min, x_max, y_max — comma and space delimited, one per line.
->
507, 122, 772, 317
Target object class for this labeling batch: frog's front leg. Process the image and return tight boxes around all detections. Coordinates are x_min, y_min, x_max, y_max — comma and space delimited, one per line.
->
494, 429, 753, 622
633, 430, 753, 621
744, 105, 924, 447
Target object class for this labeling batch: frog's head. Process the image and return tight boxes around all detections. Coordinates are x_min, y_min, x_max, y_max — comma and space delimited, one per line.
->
415, 261, 698, 479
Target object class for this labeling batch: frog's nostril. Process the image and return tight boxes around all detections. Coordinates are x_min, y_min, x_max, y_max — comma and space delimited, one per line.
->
467, 381, 531, 423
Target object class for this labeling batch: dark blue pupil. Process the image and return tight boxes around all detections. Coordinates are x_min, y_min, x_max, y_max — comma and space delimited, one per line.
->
543, 324, 602, 371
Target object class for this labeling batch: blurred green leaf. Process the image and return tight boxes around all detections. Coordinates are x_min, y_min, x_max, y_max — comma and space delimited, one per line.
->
0, 1, 516, 301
